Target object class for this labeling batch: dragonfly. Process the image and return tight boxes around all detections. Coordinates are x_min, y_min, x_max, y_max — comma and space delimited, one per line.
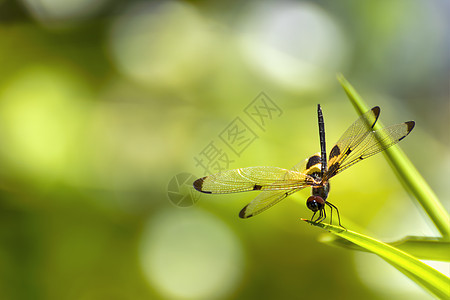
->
193, 105, 415, 226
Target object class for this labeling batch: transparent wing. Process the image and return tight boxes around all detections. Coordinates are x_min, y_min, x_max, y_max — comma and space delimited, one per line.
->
239, 187, 303, 218
325, 108, 414, 180
193, 166, 314, 194
239, 155, 319, 218
326, 106, 380, 172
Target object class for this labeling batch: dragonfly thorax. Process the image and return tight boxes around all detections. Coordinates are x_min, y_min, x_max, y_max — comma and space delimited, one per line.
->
312, 181, 330, 201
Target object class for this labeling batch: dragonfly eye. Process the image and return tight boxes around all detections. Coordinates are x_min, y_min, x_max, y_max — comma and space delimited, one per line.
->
306, 196, 325, 212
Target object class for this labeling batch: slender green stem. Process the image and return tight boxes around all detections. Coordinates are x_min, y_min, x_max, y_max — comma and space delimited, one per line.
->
337, 74, 450, 238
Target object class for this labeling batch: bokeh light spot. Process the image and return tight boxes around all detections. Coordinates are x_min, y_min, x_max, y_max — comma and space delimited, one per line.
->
140, 208, 244, 300
20, 0, 109, 24
239, 1, 349, 91
0, 66, 91, 180
109, 1, 213, 88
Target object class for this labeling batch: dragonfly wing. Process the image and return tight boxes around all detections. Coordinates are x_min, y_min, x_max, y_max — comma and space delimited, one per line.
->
239, 187, 305, 218
193, 166, 314, 194
239, 155, 320, 218
325, 121, 415, 179
326, 107, 380, 170
290, 154, 315, 171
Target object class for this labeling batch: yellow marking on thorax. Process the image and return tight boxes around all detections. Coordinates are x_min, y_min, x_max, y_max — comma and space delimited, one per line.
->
304, 152, 322, 176
305, 164, 322, 176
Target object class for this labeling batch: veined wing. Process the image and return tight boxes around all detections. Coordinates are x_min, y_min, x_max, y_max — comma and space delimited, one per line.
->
193, 166, 315, 194
326, 106, 380, 172
238, 155, 320, 218
239, 187, 303, 218
325, 116, 415, 180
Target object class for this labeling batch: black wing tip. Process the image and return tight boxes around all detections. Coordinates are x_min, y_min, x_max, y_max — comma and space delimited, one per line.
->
372, 106, 381, 115
398, 121, 415, 141
193, 177, 211, 194
239, 205, 253, 219
253, 184, 262, 190
371, 106, 381, 126
405, 121, 415, 133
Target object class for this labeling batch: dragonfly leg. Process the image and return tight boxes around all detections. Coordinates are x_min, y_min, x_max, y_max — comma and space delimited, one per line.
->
313, 209, 322, 223
315, 210, 321, 223
328, 203, 333, 225
326, 202, 346, 229
315, 207, 326, 223
310, 211, 317, 223
321, 206, 326, 223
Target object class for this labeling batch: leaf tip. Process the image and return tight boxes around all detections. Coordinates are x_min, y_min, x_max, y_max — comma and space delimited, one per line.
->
336, 72, 345, 81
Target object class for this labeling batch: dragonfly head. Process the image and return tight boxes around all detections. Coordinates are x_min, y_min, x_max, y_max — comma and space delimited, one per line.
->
306, 195, 325, 212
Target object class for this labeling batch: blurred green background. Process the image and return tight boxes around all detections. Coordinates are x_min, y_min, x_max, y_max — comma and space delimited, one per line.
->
0, 0, 449, 299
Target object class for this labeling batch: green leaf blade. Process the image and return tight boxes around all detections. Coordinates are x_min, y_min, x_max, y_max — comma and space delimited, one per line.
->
321, 235, 450, 262
303, 219, 450, 299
